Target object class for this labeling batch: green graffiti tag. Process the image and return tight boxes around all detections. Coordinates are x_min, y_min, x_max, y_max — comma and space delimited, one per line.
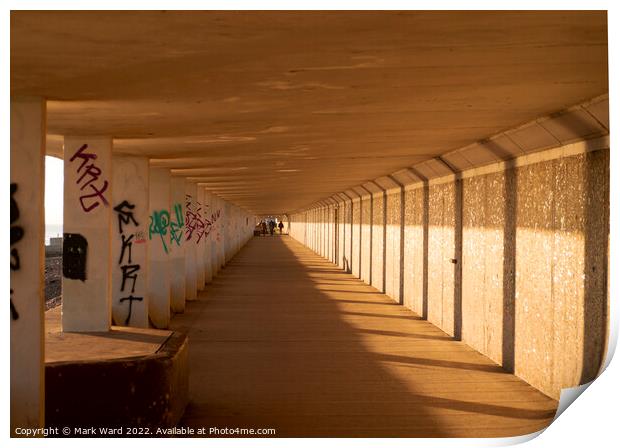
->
149, 209, 171, 253
148, 203, 184, 254
170, 203, 184, 247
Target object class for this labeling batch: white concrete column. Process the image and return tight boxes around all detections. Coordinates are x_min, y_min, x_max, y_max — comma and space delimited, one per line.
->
195, 185, 206, 290
215, 196, 225, 272
111, 155, 149, 327
10, 97, 46, 432
224, 201, 231, 263
184, 181, 197, 301
62, 136, 112, 332
235, 207, 242, 254
197, 186, 207, 288
202, 188, 213, 283
208, 192, 220, 278
169, 177, 186, 312
147, 167, 171, 329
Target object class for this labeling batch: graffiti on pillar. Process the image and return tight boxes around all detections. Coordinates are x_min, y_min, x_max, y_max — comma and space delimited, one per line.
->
63, 233, 88, 281
114, 200, 139, 233
185, 195, 207, 243
149, 209, 171, 253
169, 203, 184, 246
115, 200, 143, 325
119, 295, 143, 326
148, 203, 184, 254
204, 209, 221, 238
134, 230, 146, 244
10, 183, 23, 320
69, 144, 109, 213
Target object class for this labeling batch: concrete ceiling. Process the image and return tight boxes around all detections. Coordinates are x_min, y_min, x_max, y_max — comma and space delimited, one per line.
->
11, 11, 608, 214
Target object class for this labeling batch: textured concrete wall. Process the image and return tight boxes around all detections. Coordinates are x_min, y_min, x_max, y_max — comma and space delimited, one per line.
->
352, 199, 361, 278
385, 191, 401, 302
328, 207, 335, 263
337, 201, 346, 269
371, 192, 385, 291
343, 200, 352, 273
462, 171, 506, 367
288, 144, 609, 400
360, 196, 372, 284
427, 181, 458, 337
403, 187, 426, 316
325, 208, 329, 259
514, 150, 608, 398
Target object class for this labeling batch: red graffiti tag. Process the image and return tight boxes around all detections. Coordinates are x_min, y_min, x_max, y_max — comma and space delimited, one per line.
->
69, 144, 109, 212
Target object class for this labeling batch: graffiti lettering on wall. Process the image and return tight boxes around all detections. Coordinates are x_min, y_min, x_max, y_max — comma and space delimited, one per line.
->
185, 195, 207, 243
69, 144, 109, 213
148, 203, 184, 254
207, 210, 220, 241
114, 201, 143, 325
10, 183, 23, 320
63, 233, 88, 281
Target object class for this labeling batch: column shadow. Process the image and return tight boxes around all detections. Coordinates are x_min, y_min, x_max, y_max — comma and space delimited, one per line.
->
171, 236, 557, 437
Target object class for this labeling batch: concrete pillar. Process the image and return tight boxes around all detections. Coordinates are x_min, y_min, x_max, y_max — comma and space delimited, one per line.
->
184, 181, 197, 301
202, 189, 213, 283
111, 155, 149, 327
388, 175, 406, 305
169, 177, 186, 312
224, 201, 231, 262
216, 196, 226, 269
195, 185, 206, 290
10, 97, 46, 432
62, 136, 112, 332
235, 207, 241, 253
147, 167, 171, 328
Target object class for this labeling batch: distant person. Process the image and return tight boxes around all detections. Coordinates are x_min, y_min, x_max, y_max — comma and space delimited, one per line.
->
261, 221, 267, 236
269, 220, 276, 236
278, 221, 284, 234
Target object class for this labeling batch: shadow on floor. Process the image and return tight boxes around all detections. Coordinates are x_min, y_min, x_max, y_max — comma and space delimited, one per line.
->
170, 236, 557, 437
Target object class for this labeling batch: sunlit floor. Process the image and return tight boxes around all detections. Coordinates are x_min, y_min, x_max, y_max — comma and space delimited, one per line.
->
171, 236, 557, 437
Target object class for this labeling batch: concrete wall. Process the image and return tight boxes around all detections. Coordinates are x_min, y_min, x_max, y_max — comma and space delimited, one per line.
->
337, 200, 346, 270
360, 195, 372, 284
351, 199, 361, 278
427, 181, 459, 337
289, 139, 609, 400
111, 155, 149, 327
385, 190, 402, 302
343, 199, 352, 273
371, 192, 385, 292
403, 186, 427, 317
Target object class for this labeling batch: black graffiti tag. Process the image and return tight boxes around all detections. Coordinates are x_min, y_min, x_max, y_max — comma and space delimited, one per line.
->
120, 264, 140, 294
119, 234, 134, 265
115, 200, 142, 325
114, 200, 139, 234
119, 296, 143, 326
10, 183, 23, 320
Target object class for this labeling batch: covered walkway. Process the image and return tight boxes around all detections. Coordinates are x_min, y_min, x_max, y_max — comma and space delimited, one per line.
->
10, 11, 608, 438
172, 236, 556, 437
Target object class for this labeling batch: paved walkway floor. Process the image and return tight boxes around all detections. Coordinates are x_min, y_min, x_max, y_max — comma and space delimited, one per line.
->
171, 236, 557, 437
45, 306, 171, 363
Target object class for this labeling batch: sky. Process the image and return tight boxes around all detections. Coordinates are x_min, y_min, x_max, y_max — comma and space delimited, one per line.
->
45, 156, 63, 239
